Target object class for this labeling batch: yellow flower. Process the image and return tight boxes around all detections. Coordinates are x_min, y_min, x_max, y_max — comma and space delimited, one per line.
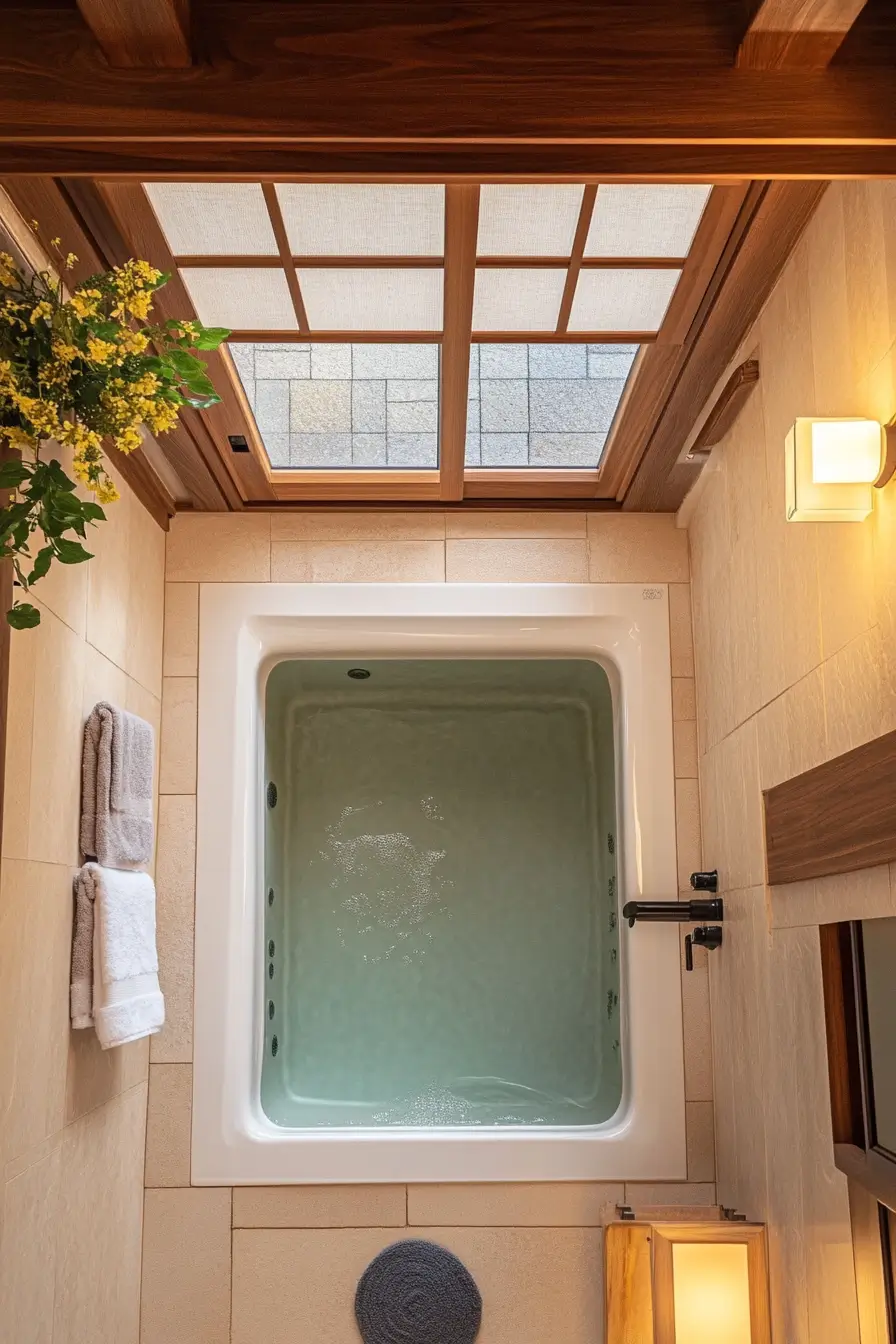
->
0, 251, 17, 287
114, 425, 143, 454
145, 400, 179, 434
117, 328, 149, 355
64, 253, 78, 270
50, 237, 61, 247
86, 336, 118, 365
13, 395, 61, 438
60, 419, 102, 455
30, 300, 53, 325
52, 340, 80, 364
69, 289, 102, 319
94, 477, 120, 505
5, 427, 36, 452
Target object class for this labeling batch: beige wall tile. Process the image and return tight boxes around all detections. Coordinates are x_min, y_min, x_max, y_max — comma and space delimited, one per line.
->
151, 794, 196, 1064
141, 1187, 232, 1344
668, 583, 695, 677
272, 539, 445, 583
1, 624, 37, 859
756, 667, 827, 793
686, 1101, 716, 1183
0, 860, 72, 1167
26, 608, 86, 866
624, 1182, 717, 1207
675, 777, 702, 891
85, 473, 133, 673
144, 1064, 192, 1187
681, 961, 714, 1102
446, 538, 586, 583
587, 514, 689, 582
407, 1182, 624, 1227
125, 494, 166, 698
824, 626, 896, 760
272, 511, 445, 541
162, 583, 199, 677
673, 719, 698, 778
767, 878, 819, 930
65, 1032, 149, 1130
447, 511, 585, 540
0, 1135, 62, 1344
817, 520, 875, 662
82, 640, 128, 724
814, 865, 894, 926
166, 513, 271, 582
54, 1084, 147, 1344
232, 1226, 603, 1344
233, 1184, 406, 1228
159, 676, 197, 794
672, 677, 696, 722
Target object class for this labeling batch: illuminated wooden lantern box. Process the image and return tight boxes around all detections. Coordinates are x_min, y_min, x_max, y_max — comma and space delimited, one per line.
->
605, 1220, 771, 1344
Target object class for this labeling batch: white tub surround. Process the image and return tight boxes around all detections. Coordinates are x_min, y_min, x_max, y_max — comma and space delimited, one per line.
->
193, 583, 685, 1184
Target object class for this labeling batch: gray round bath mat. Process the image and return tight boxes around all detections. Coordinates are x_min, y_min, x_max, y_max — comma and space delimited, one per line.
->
355, 1239, 482, 1344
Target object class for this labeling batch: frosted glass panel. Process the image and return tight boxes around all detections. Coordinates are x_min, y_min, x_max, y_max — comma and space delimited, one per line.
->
472, 269, 566, 331
672, 1244, 752, 1344
298, 269, 443, 330
477, 185, 584, 256
568, 269, 680, 332
144, 183, 279, 255
585, 185, 712, 257
277, 185, 445, 256
180, 268, 298, 330
230, 341, 440, 469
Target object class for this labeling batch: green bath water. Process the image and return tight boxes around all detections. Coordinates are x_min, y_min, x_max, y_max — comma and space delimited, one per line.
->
262, 659, 621, 1127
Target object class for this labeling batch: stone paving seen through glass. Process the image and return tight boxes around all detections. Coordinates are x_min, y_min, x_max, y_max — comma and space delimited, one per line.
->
229, 341, 637, 469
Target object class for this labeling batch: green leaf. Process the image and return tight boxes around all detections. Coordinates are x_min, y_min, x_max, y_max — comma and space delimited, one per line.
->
28, 546, 53, 584
53, 537, 93, 565
184, 373, 216, 397
184, 393, 221, 410
80, 501, 106, 523
7, 603, 40, 629
46, 460, 76, 491
192, 326, 231, 350
0, 461, 30, 488
166, 349, 204, 377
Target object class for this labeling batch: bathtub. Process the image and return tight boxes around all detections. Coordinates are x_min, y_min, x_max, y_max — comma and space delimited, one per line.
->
192, 582, 686, 1184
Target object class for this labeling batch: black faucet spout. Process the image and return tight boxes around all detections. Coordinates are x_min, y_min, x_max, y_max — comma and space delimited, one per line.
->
622, 898, 724, 928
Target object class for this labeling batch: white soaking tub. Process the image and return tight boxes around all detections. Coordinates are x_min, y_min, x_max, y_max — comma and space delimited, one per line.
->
192, 582, 686, 1184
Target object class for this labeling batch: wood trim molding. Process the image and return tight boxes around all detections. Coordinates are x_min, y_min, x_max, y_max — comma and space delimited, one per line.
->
172, 254, 687, 271
440, 184, 479, 502
555, 184, 597, 334
260, 183, 309, 331
685, 358, 760, 461
75, 0, 191, 68
764, 729, 896, 886
736, 0, 869, 70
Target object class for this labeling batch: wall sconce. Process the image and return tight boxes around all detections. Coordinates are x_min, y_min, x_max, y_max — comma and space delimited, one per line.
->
785, 417, 896, 522
606, 1220, 771, 1344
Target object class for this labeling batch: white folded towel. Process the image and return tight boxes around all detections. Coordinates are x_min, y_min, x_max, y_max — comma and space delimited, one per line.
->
70, 864, 165, 1049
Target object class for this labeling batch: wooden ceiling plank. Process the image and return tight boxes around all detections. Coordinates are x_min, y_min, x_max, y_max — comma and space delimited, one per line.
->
75, 0, 191, 69
555, 184, 598, 335
439, 184, 480, 502
260, 182, 309, 332
736, 0, 869, 69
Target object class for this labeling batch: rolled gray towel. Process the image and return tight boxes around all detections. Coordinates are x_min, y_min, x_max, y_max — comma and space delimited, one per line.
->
355, 1239, 482, 1344
80, 701, 154, 868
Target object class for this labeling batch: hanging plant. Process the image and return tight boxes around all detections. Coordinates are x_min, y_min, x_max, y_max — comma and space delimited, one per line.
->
0, 236, 230, 628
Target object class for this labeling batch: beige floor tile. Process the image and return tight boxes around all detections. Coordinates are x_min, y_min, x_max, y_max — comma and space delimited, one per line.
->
672, 677, 696, 722
141, 1187, 232, 1344
232, 1225, 603, 1344
408, 1182, 624, 1227
26, 608, 86, 866
85, 475, 133, 673
125, 497, 166, 698
673, 719, 698, 778
447, 511, 585, 540
674, 778, 702, 890
668, 583, 695, 677
273, 512, 446, 542
623, 1182, 717, 1208
0, 860, 73, 1167
54, 1083, 147, 1344
272, 540, 446, 583
144, 1064, 192, 1187
587, 514, 689, 582
163, 583, 199, 677
151, 794, 196, 1064
0, 1135, 62, 1344
686, 1102, 716, 1183
233, 1184, 406, 1228
159, 677, 197, 794
446, 538, 586, 583
166, 513, 271, 582
1, 624, 37, 860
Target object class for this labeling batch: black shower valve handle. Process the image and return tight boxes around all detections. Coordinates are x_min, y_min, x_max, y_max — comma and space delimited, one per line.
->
690, 869, 719, 893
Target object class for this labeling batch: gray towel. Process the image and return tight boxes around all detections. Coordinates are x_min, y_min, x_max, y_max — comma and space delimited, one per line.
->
80, 702, 154, 868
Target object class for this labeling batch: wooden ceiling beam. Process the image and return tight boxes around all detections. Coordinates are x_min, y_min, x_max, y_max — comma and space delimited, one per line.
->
737, 0, 869, 70
0, 4, 894, 176
75, 0, 191, 69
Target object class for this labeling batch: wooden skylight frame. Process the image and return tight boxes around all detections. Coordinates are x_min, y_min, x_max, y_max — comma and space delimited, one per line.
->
128, 177, 749, 504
